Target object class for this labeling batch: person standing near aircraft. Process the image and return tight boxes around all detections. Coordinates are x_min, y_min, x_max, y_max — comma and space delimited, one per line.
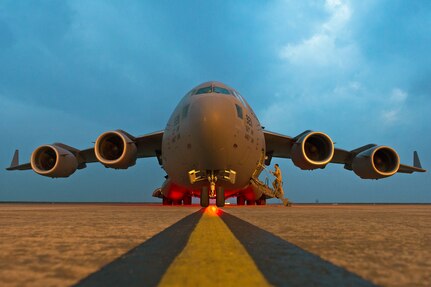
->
270, 164, 284, 198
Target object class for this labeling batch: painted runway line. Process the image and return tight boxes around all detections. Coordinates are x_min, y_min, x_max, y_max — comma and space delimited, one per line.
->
158, 207, 270, 287
75, 210, 202, 287
75, 208, 376, 287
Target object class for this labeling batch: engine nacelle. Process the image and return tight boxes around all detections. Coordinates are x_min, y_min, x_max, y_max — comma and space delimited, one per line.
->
95, 130, 137, 169
291, 131, 334, 170
31, 145, 78, 178
352, 146, 400, 179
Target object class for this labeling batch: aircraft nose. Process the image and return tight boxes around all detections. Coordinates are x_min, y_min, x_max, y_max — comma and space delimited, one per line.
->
189, 95, 235, 170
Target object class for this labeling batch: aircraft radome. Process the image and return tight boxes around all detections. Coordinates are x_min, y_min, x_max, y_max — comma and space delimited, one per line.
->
7, 81, 426, 207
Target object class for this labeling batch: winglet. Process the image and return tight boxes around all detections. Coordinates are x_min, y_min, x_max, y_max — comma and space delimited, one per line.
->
413, 151, 422, 169
10, 149, 19, 167
7, 150, 19, 170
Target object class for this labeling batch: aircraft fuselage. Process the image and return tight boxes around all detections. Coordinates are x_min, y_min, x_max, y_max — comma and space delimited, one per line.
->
161, 82, 265, 200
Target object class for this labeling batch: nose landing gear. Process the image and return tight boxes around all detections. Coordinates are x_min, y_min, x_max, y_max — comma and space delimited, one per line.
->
208, 172, 217, 197
201, 186, 209, 207
199, 172, 225, 208
216, 186, 225, 207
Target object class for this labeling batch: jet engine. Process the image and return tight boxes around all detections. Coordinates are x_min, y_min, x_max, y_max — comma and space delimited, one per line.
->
31, 145, 78, 178
352, 146, 400, 179
291, 131, 334, 170
95, 130, 137, 169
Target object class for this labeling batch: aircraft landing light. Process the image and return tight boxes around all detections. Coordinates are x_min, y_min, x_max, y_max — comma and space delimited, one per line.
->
205, 206, 223, 217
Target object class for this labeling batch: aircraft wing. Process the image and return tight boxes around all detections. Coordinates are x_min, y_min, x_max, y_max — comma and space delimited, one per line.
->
263, 130, 426, 175
5, 150, 32, 170
135, 130, 164, 158
263, 130, 295, 159
7, 130, 164, 171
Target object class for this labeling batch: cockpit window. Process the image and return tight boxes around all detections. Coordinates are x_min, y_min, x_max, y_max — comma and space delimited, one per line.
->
187, 89, 195, 97
213, 87, 231, 95
194, 85, 232, 95
195, 86, 212, 95
233, 90, 248, 108
235, 104, 243, 119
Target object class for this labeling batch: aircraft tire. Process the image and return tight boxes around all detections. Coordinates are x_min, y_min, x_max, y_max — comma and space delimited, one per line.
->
183, 195, 192, 205
162, 197, 172, 205
246, 200, 256, 205
256, 197, 266, 205
237, 196, 245, 205
201, 187, 209, 207
216, 187, 225, 207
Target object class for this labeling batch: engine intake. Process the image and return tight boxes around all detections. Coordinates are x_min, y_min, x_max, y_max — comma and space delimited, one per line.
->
291, 131, 334, 170
31, 145, 78, 178
352, 146, 400, 179
95, 130, 137, 169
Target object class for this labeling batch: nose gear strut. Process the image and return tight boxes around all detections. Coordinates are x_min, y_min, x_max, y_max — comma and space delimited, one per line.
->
190, 170, 231, 207
208, 171, 217, 197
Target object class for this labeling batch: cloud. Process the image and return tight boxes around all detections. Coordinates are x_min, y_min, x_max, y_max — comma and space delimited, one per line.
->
259, 0, 431, 156
380, 88, 408, 125
390, 88, 408, 103
261, 0, 364, 133
279, 0, 358, 69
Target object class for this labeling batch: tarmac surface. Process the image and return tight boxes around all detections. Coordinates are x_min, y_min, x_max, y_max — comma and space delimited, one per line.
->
0, 203, 430, 287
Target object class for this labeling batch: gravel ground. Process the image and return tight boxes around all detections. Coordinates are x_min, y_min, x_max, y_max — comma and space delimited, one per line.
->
224, 204, 431, 287
0, 204, 199, 287
0, 204, 429, 287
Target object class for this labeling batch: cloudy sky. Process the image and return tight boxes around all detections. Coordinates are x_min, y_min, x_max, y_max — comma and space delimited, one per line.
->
1, 0, 430, 203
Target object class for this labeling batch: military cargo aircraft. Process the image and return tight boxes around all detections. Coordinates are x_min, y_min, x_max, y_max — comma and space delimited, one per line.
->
7, 81, 426, 207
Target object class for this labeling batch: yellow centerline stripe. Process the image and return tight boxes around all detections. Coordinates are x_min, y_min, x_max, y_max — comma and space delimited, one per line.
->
158, 207, 271, 287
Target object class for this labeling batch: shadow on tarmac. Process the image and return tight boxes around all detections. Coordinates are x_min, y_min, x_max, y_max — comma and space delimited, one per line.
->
75, 209, 376, 287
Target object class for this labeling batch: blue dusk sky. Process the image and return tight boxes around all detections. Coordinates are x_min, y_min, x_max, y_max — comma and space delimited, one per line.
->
0, 0, 430, 203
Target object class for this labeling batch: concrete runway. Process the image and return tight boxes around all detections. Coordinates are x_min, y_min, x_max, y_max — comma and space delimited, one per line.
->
0, 204, 430, 287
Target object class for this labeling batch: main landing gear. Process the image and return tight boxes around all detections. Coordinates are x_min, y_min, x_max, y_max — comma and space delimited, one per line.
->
162, 194, 192, 206
236, 195, 266, 206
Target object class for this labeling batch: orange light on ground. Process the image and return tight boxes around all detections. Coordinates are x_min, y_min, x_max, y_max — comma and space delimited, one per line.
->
205, 206, 223, 216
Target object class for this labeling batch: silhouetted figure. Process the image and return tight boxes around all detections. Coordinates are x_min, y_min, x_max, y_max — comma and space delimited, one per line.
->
270, 163, 284, 198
